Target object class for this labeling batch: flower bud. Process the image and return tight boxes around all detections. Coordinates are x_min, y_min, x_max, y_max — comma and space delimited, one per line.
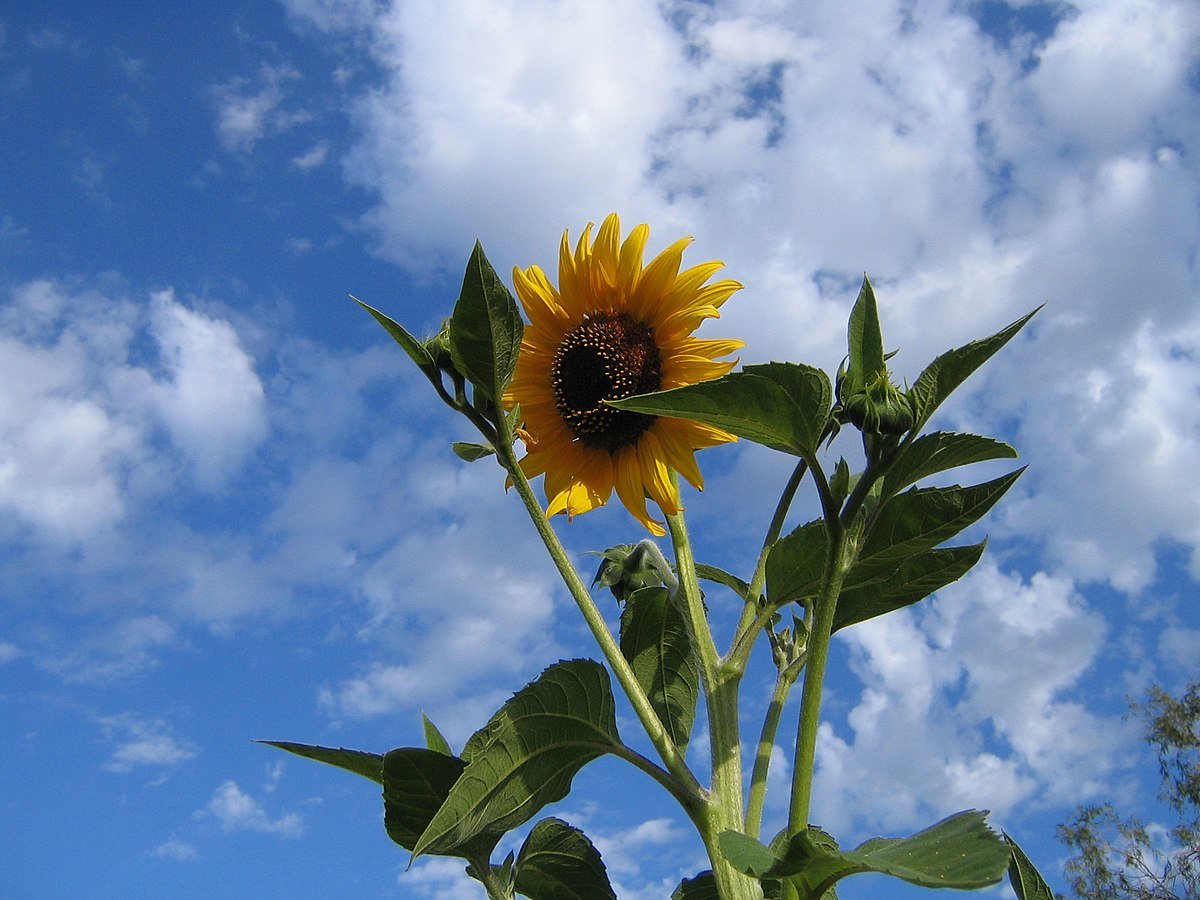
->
423, 320, 455, 372
592, 542, 670, 603
839, 370, 913, 437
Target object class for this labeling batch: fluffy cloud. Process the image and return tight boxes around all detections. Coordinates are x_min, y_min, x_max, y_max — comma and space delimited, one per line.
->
212, 63, 309, 153
100, 712, 199, 773
203, 780, 303, 836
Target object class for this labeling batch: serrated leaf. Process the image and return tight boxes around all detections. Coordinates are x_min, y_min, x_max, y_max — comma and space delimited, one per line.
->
414, 659, 623, 859
717, 830, 778, 878
422, 712, 453, 756
765, 519, 828, 607
1004, 832, 1055, 900
513, 817, 616, 900
449, 241, 524, 402
909, 307, 1040, 431
670, 871, 720, 899
858, 470, 1023, 575
451, 441, 495, 462
619, 587, 700, 753
883, 432, 1017, 496
732, 811, 1009, 896
695, 563, 752, 601
351, 295, 436, 371
832, 542, 986, 632
610, 363, 831, 457
259, 740, 383, 784
383, 748, 502, 860
846, 276, 885, 394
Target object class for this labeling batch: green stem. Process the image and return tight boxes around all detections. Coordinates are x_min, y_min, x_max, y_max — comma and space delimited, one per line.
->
470, 857, 513, 900
745, 658, 802, 839
666, 483, 761, 900
496, 441, 703, 810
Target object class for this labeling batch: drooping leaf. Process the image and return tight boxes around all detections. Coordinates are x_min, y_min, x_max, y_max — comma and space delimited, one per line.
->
421, 711, 454, 756
449, 241, 524, 402
670, 871, 720, 899
832, 541, 986, 632
727, 811, 1010, 896
856, 470, 1023, 578
351, 295, 436, 372
765, 519, 828, 607
259, 740, 383, 784
610, 363, 831, 457
883, 432, 1017, 497
513, 817, 617, 900
414, 659, 623, 859
695, 563, 753, 602
1004, 832, 1056, 900
619, 587, 700, 753
717, 830, 779, 878
451, 441, 496, 462
845, 276, 885, 394
908, 307, 1040, 431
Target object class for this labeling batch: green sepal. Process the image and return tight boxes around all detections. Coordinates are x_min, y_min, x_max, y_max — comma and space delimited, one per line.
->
1004, 832, 1055, 900
350, 295, 437, 372
723, 811, 1010, 896
609, 362, 831, 458
413, 659, 622, 860
258, 740, 383, 784
845, 276, 886, 396
451, 441, 495, 462
421, 711, 454, 756
670, 871, 720, 899
449, 241, 524, 403
883, 432, 1018, 497
619, 586, 699, 754
908, 306, 1041, 432
513, 817, 617, 899
383, 747, 502, 860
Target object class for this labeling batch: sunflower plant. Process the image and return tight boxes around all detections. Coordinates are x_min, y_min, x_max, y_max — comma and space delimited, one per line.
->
265, 215, 1057, 900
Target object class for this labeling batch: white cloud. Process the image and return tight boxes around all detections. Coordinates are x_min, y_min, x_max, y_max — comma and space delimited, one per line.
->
203, 780, 303, 836
212, 64, 307, 153
0, 640, 23, 663
43, 616, 176, 684
101, 712, 198, 773
153, 838, 199, 861
291, 140, 331, 171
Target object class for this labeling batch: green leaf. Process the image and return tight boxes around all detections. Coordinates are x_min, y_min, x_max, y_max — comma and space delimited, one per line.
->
765, 519, 827, 607
449, 241, 524, 402
414, 659, 623, 859
421, 711, 454, 756
717, 830, 778, 878
513, 817, 617, 900
1004, 832, 1055, 900
259, 740, 383, 784
883, 432, 1017, 496
350, 295, 436, 371
846, 276, 885, 394
832, 541, 986, 632
695, 563, 752, 601
857, 470, 1023, 576
619, 587, 700, 753
451, 441, 495, 462
610, 363, 832, 457
670, 871, 720, 899
730, 811, 1010, 896
908, 307, 1040, 431
383, 748, 502, 860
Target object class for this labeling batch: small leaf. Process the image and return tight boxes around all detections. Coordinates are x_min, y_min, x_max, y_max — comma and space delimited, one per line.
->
883, 432, 1017, 496
717, 830, 778, 878
449, 241, 524, 402
351, 295, 436, 371
846, 276, 885, 393
670, 871, 720, 899
1004, 832, 1055, 900
908, 307, 1040, 431
620, 587, 700, 753
414, 659, 623, 859
610, 363, 832, 457
765, 519, 827, 607
695, 564, 752, 602
451, 441, 495, 462
514, 817, 617, 900
421, 712, 454, 756
259, 740, 383, 784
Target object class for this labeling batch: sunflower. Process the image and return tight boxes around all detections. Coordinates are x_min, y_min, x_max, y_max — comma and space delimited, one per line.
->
504, 213, 743, 536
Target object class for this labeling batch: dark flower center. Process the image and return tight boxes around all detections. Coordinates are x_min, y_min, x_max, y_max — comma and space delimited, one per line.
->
551, 312, 661, 453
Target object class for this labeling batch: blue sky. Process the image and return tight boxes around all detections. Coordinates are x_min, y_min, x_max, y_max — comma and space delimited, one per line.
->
1, 1, 1197, 897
